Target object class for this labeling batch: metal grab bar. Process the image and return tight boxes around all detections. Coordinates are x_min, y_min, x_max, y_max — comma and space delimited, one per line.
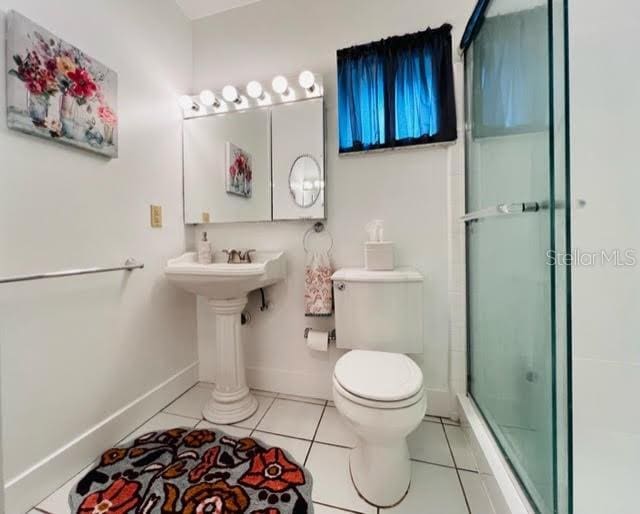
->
0, 258, 144, 284
460, 201, 542, 223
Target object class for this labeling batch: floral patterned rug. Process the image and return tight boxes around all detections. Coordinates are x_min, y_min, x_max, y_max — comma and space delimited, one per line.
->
69, 427, 313, 514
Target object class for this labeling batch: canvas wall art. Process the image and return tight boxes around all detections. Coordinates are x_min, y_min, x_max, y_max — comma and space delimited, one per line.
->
225, 142, 253, 198
6, 11, 118, 158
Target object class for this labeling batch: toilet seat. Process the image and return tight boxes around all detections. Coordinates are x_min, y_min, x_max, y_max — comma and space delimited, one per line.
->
333, 377, 424, 409
333, 350, 424, 409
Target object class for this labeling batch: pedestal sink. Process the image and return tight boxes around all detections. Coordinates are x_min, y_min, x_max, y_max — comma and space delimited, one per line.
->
165, 251, 286, 424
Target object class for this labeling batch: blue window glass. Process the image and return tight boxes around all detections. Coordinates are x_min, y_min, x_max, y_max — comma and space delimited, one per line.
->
337, 24, 457, 153
338, 50, 386, 151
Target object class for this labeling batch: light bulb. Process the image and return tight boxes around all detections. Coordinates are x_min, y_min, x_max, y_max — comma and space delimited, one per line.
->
199, 89, 219, 107
178, 95, 197, 111
222, 85, 240, 103
246, 80, 264, 99
298, 70, 315, 91
272, 75, 289, 95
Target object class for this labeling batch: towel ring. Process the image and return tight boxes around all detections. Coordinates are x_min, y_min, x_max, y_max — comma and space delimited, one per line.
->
303, 222, 333, 254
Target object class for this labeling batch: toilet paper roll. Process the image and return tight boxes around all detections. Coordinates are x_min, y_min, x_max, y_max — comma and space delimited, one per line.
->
306, 329, 329, 352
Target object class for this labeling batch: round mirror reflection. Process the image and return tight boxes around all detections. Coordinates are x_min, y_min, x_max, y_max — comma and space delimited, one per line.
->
288, 154, 322, 208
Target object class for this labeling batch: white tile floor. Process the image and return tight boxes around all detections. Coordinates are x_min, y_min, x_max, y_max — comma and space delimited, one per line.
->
31, 383, 495, 514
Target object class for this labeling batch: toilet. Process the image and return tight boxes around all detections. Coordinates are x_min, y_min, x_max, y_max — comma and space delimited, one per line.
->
331, 268, 426, 508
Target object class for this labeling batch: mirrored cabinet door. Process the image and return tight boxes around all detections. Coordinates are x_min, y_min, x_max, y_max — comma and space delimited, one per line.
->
183, 109, 272, 224
272, 98, 325, 220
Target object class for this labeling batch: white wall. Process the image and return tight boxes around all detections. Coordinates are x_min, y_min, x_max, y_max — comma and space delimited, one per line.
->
191, 0, 473, 414
569, 1, 640, 512
0, 1, 197, 511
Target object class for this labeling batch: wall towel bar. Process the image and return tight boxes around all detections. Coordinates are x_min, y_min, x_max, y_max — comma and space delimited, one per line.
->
0, 258, 144, 284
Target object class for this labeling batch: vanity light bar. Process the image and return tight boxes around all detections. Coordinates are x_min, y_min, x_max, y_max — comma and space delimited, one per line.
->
246, 80, 265, 100
178, 95, 200, 111
222, 85, 242, 104
298, 70, 316, 92
272, 75, 289, 95
178, 71, 322, 117
199, 89, 220, 108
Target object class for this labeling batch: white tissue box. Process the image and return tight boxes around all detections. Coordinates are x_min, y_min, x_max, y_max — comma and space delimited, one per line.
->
365, 241, 394, 270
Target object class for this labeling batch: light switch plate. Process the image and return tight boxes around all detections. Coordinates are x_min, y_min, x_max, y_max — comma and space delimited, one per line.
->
150, 205, 162, 228
202, 212, 211, 223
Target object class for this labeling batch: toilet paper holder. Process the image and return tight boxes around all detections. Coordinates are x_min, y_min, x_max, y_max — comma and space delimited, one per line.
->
304, 327, 336, 342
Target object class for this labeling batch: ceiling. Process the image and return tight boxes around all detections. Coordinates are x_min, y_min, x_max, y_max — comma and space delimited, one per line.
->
176, 0, 262, 20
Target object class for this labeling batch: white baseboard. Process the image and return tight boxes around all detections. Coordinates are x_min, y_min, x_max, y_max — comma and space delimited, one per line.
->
5, 362, 199, 514
246, 365, 332, 400
457, 393, 536, 514
245, 366, 453, 417
426, 388, 453, 418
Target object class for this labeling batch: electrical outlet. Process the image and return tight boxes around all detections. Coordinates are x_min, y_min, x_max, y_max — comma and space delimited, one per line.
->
150, 205, 162, 228
202, 212, 211, 223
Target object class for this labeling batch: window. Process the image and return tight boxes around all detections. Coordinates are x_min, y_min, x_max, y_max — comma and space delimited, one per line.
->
337, 24, 457, 154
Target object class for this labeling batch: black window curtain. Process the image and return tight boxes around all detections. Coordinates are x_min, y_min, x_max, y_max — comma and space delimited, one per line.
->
337, 24, 457, 153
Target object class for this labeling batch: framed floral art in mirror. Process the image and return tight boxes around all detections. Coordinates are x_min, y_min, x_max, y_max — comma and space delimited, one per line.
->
6, 11, 118, 158
225, 142, 253, 198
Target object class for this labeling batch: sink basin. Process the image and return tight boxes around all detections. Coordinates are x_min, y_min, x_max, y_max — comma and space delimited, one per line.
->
164, 250, 286, 425
164, 251, 286, 300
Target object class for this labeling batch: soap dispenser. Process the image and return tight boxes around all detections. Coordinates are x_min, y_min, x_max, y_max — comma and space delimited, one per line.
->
198, 231, 213, 264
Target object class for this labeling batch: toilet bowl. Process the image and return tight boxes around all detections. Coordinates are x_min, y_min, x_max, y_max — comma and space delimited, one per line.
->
332, 350, 427, 507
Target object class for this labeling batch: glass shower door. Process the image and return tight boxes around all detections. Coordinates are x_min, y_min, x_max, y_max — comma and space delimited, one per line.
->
464, 1, 570, 513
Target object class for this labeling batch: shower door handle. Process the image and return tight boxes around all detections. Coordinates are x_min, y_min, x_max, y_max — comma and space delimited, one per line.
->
460, 201, 542, 223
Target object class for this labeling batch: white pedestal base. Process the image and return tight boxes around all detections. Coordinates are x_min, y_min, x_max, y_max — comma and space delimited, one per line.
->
203, 390, 258, 425
203, 296, 259, 424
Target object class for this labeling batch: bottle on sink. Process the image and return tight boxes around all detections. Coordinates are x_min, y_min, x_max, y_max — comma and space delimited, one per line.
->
198, 231, 213, 264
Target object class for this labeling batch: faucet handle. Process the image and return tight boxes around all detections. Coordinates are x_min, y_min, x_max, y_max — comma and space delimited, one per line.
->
243, 249, 256, 263
222, 249, 239, 263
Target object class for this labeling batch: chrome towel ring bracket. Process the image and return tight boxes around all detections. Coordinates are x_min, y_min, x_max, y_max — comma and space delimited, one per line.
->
303, 221, 333, 254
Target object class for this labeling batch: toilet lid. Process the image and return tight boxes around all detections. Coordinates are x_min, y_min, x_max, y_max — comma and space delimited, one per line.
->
333, 350, 423, 402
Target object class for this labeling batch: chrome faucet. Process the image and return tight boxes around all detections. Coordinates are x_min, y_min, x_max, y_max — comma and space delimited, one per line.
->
222, 249, 255, 264
239, 249, 256, 263
222, 249, 241, 263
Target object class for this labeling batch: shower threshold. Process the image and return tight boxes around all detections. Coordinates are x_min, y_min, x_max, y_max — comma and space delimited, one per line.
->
456, 394, 537, 514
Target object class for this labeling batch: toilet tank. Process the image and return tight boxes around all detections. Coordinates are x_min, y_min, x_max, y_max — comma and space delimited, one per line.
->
332, 268, 424, 353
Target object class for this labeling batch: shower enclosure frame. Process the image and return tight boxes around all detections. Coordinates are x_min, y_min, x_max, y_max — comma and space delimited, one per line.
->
460, 1, 572, 513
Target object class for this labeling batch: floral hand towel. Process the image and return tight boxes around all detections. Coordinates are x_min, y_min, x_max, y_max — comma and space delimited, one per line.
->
304, 249, 334, 316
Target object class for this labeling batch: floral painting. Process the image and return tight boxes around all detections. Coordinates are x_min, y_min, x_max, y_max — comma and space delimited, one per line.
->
226, 142, 253, 198
6, 11, 118, 158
